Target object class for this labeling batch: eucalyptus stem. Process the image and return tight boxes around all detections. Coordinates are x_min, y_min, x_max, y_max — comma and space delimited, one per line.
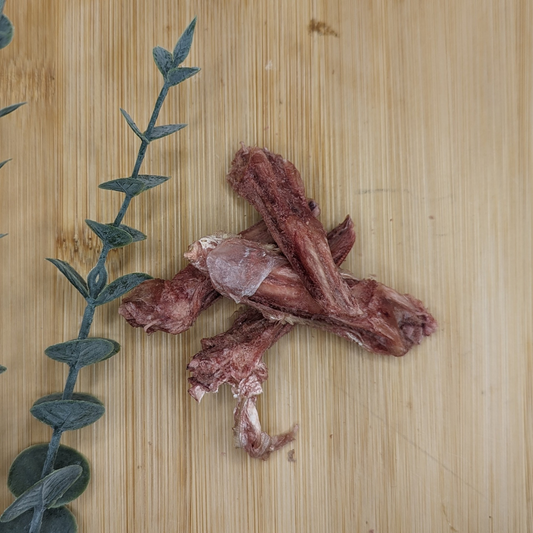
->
77, 303, 97, 341
131, 84, 169, 180
29, 61, 180, 533
40, 86, 168, 464
28, 503, 45, 533
40, 429, 62, 479
2, 17, 200, 532
113, 194, 133, 226
62, 366, 80, 400
146, 84, 169, 133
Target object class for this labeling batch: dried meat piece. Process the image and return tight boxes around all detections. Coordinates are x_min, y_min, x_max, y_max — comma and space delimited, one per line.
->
187, 217, 356, 458
188, 217, 356, 400
227, 146, 359, 319
186, 233, 436, 356
187, 307, 292, 401
119, 265, 218, 335
119, 201, 321, 335
224, 146, 436, 356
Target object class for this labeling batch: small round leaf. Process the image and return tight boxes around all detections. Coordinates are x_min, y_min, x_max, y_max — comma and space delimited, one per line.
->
0, 102, 26, 118
135, 174, 170, 190
0, 14, 14, 50
146, 123, 186, 141
31, 393, 104, 431
164, 66, 200, 88
0, 466, 81, 522
45, 338, 120, 368
172, 17, 197, 67
46, 259, 89, 298
8, 444, 90, 506
0, 507, 77, 532
153, 46, 173, 75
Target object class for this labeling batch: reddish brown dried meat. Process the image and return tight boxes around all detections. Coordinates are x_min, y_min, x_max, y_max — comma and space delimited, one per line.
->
119, 143, 437, 461
227, 146, 359, 319
187, 216, 356, 400
118, 201, 320, 335
188, 308, 299, 459
118, 265, 218, 335
186, 234, 436, 356
187, 307, 291, 401
187, 217, 356, 459
225, 146, 436, 356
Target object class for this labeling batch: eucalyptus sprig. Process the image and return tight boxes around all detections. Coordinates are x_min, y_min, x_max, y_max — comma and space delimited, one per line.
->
0, 18, 199, 532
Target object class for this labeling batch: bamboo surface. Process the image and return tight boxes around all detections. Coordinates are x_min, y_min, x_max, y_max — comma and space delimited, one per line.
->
1, 1, 532, 531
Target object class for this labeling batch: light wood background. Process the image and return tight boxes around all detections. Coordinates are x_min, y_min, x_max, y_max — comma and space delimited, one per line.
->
1, 1, 531, 531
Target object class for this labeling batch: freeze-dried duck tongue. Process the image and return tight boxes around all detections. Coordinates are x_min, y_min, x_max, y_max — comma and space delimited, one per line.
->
187, 217, 356, 458
118, 200, 321, 335
186, 234, 436, 356
227, 146, 360, 319
189, 308, 298, 461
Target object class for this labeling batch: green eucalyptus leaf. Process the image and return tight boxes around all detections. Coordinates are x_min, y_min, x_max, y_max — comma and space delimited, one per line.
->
0, 365, 6, 374
172, 17, 197, 66
146, 123, 186, 141
0, 506, 77, 532
119, 108, 149, 143
85, 219, 132, 248
0, 102, 26, 118
99, 177, 147, 197
100, 175, 169, 197
135, 174, 170, 190
116, 224, 146, 243
164, 66, 200, 88
31, 393, 105, 432
0, 0, 5, 14
152, 46, 173, 76
8, 444, 90, 507
46, 259, 89, 298
0, 159, 11, 170
0, 466, 81, 522
94, 272, 152, 306
41, 466, 82, 508
0, 233, 7, 238
0, 14, 13, 50
45, 338, 120, 368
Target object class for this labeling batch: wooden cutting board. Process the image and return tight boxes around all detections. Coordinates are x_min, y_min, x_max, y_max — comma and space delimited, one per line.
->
1, 1, 531, 531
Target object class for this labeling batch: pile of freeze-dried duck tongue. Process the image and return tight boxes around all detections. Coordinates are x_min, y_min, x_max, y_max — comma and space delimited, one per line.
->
119, 145, 437, 460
